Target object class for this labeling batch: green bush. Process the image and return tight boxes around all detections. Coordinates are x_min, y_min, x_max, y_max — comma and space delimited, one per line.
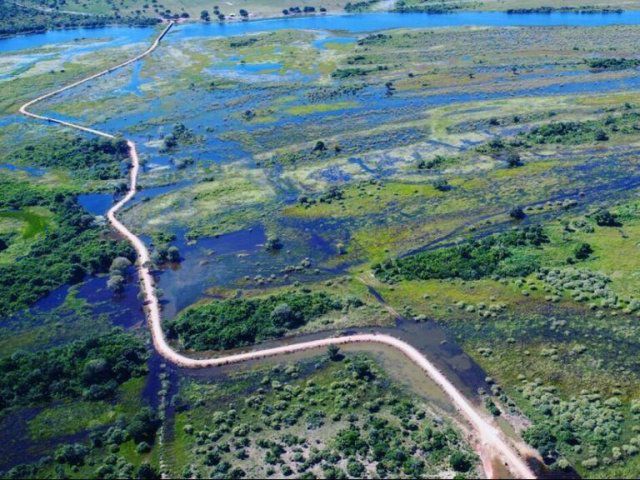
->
9, 134, 130, 180
0, 178, 134, 316
167, 292, 342, 350
574, 242, 593, 260
0, 329, 147, 411
374, 226, 548, 282
449, 451, 472, 472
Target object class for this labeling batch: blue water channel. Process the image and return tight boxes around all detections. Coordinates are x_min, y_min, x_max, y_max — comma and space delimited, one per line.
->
6, 11, 640, 55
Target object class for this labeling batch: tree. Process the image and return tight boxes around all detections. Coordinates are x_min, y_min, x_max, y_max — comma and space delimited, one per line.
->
136, 441, 151, 453
506, 151, 522, 168
574, 242, 593, 260
349, 356, 375, 380
313, 140, 327, 152
509, 206, 526, 220
347, 460, 365, 478
239, 8, 249, 17
523, 424, 557, 461
107, 274, 125, 293
327, 344, 342, 361
128, 408, 160, 443
200, 10, 210, 21
110, 256, 132, 273
593, 209, 620, 227
82, 358, 109, 384
594, 129, 609, 141
270, 303, 298, 328
167, 246, 180, 262
0, 238, 7, 251
449, 452, 472, 472
136, 463, 160, 480
54, 443, 88, 466
433, 178, 451, 192
265, 235, 283, 251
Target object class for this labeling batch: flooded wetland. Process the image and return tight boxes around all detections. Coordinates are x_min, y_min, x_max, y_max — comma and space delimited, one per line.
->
3, 6, 640, 479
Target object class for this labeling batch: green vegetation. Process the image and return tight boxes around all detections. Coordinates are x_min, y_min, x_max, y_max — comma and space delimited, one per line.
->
28, 401, 115, 440
344, 0, 380, 12
9, 14, 640, 479
168, 354, 478, 478
587, 58, 640, 71
0, 176, 134, 317
0, 208, 52, 240
0, 1, 158, 36
0, 328, 147, 411
7, 134, 130, 180
393, 0, 460, 13
167, 291, 343, 350
519, 112, 640, 145
160, 123, 200, 152
374, 226, 549, 283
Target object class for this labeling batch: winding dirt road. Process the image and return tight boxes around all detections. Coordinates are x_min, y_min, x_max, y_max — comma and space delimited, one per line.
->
18, 22, 535, 479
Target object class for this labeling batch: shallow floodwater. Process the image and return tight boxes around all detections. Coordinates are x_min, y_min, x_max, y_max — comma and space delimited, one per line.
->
4, 11, 640, 471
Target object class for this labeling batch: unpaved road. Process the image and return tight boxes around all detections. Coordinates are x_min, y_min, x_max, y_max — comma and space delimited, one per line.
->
18, 22, 536, 479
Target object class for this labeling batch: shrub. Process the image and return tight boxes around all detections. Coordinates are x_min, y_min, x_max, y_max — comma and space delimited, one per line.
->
54, 443, 89, 466
574, 242, 593, 260
433, 178, 452, 192
510, 206, 526, 220
136, 463, 160, 480
127, 408, 161, 443
327, 345, 342, 361
593, 209, 621, 227
167, 292, 342, 350
581, 457, 599, 469
265, 236, 283, 251
136, 441, 151, 454
506, 151, 523, 167
0, 330, 147, 410
374, 226, 548, 282
347, 460, 365, 477
449, 452, 472, 472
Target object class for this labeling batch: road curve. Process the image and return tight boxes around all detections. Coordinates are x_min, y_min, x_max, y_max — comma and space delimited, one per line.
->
18, 22, 535, 479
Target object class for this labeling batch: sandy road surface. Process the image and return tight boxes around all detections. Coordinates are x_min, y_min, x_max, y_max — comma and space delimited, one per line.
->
17, 21, 535, 479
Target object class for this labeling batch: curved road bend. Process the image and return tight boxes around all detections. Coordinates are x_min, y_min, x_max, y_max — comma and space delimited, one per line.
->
18, 22, 535, 479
